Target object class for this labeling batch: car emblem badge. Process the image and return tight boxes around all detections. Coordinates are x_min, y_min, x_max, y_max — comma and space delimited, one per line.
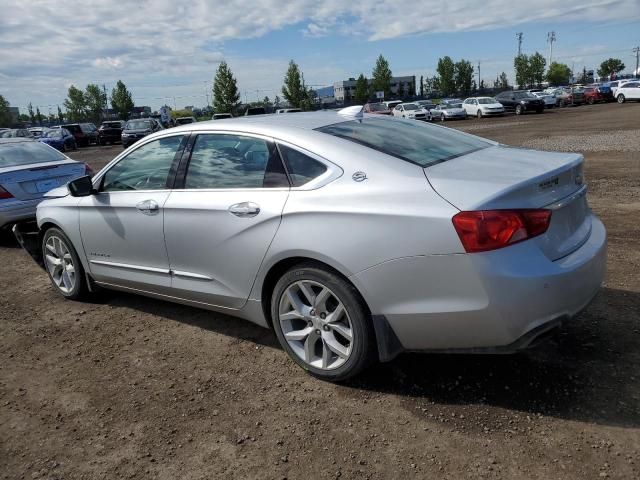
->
352, 171, 367, 182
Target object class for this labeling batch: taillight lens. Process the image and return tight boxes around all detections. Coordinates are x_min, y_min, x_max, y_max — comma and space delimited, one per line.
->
0, 185, 14, 199
452, 209, 552, 253
84, 163, 94, 177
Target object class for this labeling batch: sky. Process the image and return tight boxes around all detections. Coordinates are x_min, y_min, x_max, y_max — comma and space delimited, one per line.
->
1, 0, 639, 113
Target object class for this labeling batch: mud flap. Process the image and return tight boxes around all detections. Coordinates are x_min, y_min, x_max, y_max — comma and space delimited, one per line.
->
12, 221, 45, 270
371, 315, 404, 362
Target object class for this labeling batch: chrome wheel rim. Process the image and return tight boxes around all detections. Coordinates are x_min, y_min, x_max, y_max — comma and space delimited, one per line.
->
44, 235, 76, 294
278, 280, 353, 370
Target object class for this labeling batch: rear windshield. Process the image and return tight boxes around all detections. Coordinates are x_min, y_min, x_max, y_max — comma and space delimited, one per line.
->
0, 141, 66, 167
125, 120, 153, 130
368, 103, 388, 111
102, 122, 122, 128
316, 117, 490, 168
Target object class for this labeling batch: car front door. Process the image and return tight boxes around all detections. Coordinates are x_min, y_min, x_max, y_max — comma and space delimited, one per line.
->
163, 132, 290, 309
79, 133, 187, 292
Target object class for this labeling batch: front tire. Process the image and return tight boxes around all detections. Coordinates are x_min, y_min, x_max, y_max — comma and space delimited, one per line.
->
476, 110, 482, 119
440, 114, 446, 122
617, 94, 625, 104
42, 228, 90, 301
515, 104, 523, 115
271, 264, 376, 382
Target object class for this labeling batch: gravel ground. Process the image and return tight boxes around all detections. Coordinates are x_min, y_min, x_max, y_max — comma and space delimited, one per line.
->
523, 130, 640, 152
1, 102, 639, 479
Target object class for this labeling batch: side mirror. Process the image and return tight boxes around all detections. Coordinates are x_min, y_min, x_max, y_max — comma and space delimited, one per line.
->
68, 175, 96, 197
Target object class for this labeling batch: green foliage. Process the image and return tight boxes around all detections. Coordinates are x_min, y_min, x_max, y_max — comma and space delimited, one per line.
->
454, 59, 474, 96
597, 58, 625, 79
0, 94, 12, 127
57, 105, 64, 123
371, 55, 393, 97
63, 85, 87, 121
354, 74, 369, 103
514, 54, 529, 88
546, 62, 571, 86
499, 72, 509, 89
36, 107, 43, 125
281, 60, 314, 110
213, 61, 240, 114
28, 102, 35, 124
110, 80, 134, 120
85, 83, 106, 121
262, 96, 271, 106
436, 56, 456, 96
514, 53, 546, 88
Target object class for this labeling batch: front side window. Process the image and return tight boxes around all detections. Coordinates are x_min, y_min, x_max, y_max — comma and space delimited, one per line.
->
101, 135, 184, 192
184, 134, 288, 189
278, 145, 327, 187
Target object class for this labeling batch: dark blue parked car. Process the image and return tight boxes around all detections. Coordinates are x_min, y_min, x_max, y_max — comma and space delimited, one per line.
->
38, 128, 77, 152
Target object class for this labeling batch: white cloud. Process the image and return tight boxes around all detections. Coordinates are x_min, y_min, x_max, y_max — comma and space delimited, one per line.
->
0, 0, 638, 109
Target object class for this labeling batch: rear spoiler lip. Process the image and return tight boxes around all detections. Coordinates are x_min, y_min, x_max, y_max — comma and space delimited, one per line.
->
12, 221, 45, 270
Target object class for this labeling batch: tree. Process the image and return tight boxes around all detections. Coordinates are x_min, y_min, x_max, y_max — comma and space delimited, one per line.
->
274, 95, 281, 108
212, 61, 240, 114
454, 59, 474, 96
371, 54, 393, 98
28, 102, 35, 124
499, 72, 509, 89
282, 60, 312, 110
514, 54, 530, 88
110, 80, 135, 120
63, 85, 87, 121
479, 79, 486, 91
597, 58, 625, 80
85, 83, 106, 121
419, 75, 424, 97
0, 95, 12, 127
529, 52, 547, 87
436, 56, 456, 96
262, 96, 271, 107
36, 107, 43, 125
546, 62, 571, 86
57, 105, 64, 123
354, 74, 369, 103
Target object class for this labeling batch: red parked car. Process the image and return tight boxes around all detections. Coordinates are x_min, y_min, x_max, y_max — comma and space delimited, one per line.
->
582, 86, 613, 104
363, 103, 391, 115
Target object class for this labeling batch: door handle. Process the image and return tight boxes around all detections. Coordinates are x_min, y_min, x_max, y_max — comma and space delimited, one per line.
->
228, 202, 260, 218
136, 199, 159, 215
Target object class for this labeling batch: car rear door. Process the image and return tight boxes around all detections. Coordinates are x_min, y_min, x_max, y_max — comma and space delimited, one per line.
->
162, 132, 290, 309
79, 133, 187, 291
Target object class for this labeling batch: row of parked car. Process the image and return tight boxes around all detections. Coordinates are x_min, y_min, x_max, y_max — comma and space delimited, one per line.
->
361, 80, 639, 122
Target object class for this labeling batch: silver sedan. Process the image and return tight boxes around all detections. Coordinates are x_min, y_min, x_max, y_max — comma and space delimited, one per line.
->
14, 109, 606, 381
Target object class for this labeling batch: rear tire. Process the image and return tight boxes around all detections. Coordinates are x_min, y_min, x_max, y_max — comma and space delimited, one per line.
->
587, 96, 595, 105
42, 228, 91, 301
271, 263, 376, 382
476, 110, 482, 119
515, 104, 523, 115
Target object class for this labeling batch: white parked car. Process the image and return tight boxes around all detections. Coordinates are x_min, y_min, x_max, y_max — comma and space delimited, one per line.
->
462, 97, 505, 118
392, 103, 429, 121
615, 80, 640, 103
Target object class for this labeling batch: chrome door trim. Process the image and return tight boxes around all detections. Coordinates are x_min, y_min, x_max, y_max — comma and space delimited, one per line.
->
171, 270, 213, 281
89, 259, 170, 274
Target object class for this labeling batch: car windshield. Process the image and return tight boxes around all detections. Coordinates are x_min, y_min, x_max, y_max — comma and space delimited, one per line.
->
368, 103, 388, 111
403, 104, 419, 110
0, 141, 66, 167
514, 92, 535, 99
316, 116, 490, 168
478, 98, 496, 104
44, 130, 63, 138
443, 103, 462, 108
126, 120, 152, 130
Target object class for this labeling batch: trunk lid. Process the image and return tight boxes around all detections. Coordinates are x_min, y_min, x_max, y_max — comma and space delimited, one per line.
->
425, 145, 590, 260
0, 160, 85, 201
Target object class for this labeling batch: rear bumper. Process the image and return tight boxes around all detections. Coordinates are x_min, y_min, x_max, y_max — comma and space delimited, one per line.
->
0, 199, 41, 228
351, 214, 606, 354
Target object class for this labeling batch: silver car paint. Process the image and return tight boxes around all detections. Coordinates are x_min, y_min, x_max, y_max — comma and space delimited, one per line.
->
35, 112, 607, 351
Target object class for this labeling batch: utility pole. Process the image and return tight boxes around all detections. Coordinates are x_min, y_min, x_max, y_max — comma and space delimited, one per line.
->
547, 31, 556, 66
102, 84, 108, 119
477, 61, 481, 91
634, 46, 640, 78
204, 81, 210, 107
516, 32, 523, 56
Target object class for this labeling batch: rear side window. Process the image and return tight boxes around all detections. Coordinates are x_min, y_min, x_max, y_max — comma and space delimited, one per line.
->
278, 145, 327, 187
316, 117, 490, 168
184, 134, 288, 189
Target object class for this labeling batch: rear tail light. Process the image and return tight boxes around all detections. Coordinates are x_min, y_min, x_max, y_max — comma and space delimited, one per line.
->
452, 209, 552, 253
0, 185, 14, 200
84, 163, 94, 177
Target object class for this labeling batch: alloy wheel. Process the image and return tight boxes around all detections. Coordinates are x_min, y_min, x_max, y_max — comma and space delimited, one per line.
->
278, 280, 353, 370
44, 235, 76, 294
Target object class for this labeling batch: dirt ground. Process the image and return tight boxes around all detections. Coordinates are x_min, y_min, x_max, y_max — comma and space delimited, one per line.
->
1, 103, 639, 479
